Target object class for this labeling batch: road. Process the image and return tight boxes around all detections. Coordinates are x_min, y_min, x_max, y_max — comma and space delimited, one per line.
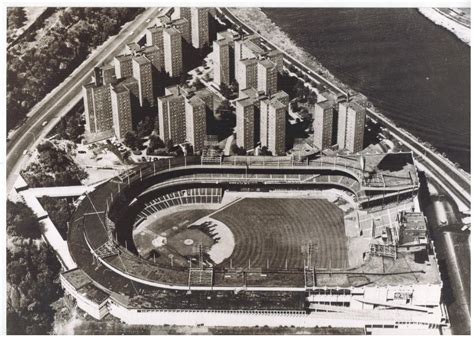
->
6, 7, 170, 195
219, 7, 470, 211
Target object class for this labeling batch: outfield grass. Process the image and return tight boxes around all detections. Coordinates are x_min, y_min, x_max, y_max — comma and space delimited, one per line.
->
211, 198, 347, 270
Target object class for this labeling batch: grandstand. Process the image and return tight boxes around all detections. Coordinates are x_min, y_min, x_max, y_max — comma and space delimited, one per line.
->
135, 188, 222, 227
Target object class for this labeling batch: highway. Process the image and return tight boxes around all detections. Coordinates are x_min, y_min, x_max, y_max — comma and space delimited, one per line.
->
218, 7, 470, 212
6, 7, 170, 194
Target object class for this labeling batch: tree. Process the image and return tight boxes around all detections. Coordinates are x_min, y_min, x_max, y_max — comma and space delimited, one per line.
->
39, 197, 72, 239
230, 143, 247, 155
22, 141, 88, 187
220, 83, 233, 99
216, 100, 233, 119
136, 116, 154, 138
308, 92, 318, 105
260, 146, 273, 156
148, 134, 165, 154
7, 241, 63, 334
165, 139, 174, 152
6, 200, 42, 239
123, 131, 141, 149
7, 8, 26, 30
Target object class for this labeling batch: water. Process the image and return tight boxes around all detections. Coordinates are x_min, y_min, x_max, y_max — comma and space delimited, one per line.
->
263, 8, 470, 171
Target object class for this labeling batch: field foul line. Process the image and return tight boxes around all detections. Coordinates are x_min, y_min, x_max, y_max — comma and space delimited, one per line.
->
207, 197, 243, 218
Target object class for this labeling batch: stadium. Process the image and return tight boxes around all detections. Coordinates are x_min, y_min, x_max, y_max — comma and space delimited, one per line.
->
61, 153, 448, 332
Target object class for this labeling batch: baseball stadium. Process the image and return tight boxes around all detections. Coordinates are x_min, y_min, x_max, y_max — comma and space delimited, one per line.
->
61, 153, 448, 332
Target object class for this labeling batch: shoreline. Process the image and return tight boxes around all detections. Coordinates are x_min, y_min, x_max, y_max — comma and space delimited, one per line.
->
418, 8, 470, 46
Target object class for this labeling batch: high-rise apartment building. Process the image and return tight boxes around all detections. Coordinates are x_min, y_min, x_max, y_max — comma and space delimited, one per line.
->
337, 101, 366, 153
260, 93, 287, 156
140, 45, 163, 73
312, 100, 334, 150
83, 79, 113, 136
212, 39, 230, 87
236, 97, 256, 151
267, 50, 284, 73
146, 26, 164, 50
163, 27, 183, 78
157, 86, 186, 144
132, 55, 154, 108
177, 7, 192, 41
236, 58, 258, 90
111, 78, 138, 141
114, 55, 133, 79
191, 7, 209, 49
185, 96, 207, 153
257, 59, 277, 96
159, 15, 191, 44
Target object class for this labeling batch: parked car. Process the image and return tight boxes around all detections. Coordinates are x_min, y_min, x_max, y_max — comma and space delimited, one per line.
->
41, 120, 48, 127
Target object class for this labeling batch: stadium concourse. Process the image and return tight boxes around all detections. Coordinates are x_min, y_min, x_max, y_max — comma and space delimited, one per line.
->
57, 153, 447, 332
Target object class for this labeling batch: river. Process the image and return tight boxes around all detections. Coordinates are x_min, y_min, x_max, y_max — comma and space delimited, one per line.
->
262, 8, 470, 171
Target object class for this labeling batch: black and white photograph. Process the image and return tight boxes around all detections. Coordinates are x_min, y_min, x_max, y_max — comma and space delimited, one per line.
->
3, 1, 471, 335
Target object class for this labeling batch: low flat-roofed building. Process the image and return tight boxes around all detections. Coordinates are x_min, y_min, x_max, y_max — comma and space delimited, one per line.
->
60, 268, 110, 320
397, 211, 429, 252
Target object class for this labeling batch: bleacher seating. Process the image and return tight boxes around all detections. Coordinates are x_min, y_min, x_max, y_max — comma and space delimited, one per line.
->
134, 188, 223, 227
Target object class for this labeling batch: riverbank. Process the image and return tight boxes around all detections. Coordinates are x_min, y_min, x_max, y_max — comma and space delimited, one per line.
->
418, 8, 470, 46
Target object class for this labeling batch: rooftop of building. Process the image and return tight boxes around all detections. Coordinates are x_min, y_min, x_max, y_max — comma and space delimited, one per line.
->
235, 97, 256, 107
341, 100, 366, 113
243, 36, 267, 55
62, 268, 91, 290
400, 212, 427, 230
271, 90, 289, 101
114, 54, 133, 62
258, 58, 276, 69
164, 26, 181, 36
164, 85, 181, 97
133, 55, 151, 66
363, 152, 418, 188
239, 58, 258, 66
100, 64, 115, 71
239, 87, 261, 100
314, 99, 334, 110
141, 45, 160, 54
214, 38, 230, 47
186, 95, 206, 107
112, 77, 137, 93
127, 42, 141, 53
79, 283, 110, 305
147, 25, 164, 33
217, 29, 239, 42
267, 49, 282, 57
